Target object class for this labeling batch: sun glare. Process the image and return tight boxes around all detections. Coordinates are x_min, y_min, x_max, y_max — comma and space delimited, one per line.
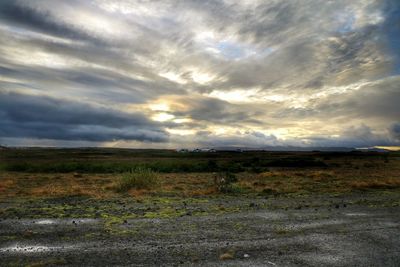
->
149, 103, 170, 112
152, 112, 175, 122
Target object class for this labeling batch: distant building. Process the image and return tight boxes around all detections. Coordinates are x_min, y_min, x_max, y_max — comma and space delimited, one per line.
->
177, 148, 217, 153
193, 148, 217, 152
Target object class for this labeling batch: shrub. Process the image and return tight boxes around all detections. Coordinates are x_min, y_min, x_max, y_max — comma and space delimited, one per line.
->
261, 187, 279, 195
206, 160, 218, 171
115, 168, 160, 192
213, 172, 240, 193
219, 162, 244, 173
223, 183, 245, 194
250, 166, 268, 173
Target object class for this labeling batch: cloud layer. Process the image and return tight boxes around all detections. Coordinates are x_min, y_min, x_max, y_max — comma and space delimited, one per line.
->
0, 0, 399, 148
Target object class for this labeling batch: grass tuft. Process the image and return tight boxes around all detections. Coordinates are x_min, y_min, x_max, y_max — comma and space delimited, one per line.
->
115, 168, 160, 192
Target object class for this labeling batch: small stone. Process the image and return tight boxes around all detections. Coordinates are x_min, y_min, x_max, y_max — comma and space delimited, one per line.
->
335, 204, 339, 209
249, 203, 256, 208
244, 254, 250, 258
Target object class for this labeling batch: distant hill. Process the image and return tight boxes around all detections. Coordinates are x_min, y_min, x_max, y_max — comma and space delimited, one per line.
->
355, 147, 390, 153
214, 146, 356, 152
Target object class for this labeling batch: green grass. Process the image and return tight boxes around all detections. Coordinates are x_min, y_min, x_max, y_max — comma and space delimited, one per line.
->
1, 161, 199, 173
0, 156, 326, 173
115, 168, 160, 192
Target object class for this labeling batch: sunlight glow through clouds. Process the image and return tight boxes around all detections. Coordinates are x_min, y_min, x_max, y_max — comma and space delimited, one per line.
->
208, 89, 259, 103
152, 112, 175, 122
166, 128, 196, 136
173, 118, 192, 124
149, 103, 170, 112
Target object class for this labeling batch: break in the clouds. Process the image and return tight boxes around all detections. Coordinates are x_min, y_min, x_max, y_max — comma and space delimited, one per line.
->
0, 0, 399, 148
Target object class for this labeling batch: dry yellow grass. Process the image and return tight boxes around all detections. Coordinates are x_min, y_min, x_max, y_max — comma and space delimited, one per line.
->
0, 173, 114, 199
0, 159, 399, 199
349, 178, 400, 190
0, 179, 14, 193
309, 170, 334, 182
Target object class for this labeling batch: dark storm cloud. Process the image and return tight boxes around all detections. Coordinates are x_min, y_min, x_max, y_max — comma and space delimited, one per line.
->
329, 78, 400, 120
172, 130, 279, 148
0, 91, 168, 142
216, 20, 389, 92
171, 97, 262, 125
0, 26, 186, 104
0, 67, 148, 105
273, 76, 400, 122
382, 0, 400, 73
0, 0, 398, 147
0, 0, 97, 43
390, 123, 400, 140
303, 124, 396, 148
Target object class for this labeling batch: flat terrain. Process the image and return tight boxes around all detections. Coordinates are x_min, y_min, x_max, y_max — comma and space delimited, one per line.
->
0, 148, 399, 266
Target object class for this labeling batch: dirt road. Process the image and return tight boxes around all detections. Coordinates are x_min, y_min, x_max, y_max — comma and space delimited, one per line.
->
1, 193, 399, 266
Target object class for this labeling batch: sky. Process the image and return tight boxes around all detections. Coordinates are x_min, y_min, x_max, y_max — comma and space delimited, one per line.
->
0, 0, 399, 149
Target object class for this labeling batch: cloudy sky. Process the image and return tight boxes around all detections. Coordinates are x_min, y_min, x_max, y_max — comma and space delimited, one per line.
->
0, 0, 399, 148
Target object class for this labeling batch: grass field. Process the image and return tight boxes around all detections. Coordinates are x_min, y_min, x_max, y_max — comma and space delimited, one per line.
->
1, 148, 399, 199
